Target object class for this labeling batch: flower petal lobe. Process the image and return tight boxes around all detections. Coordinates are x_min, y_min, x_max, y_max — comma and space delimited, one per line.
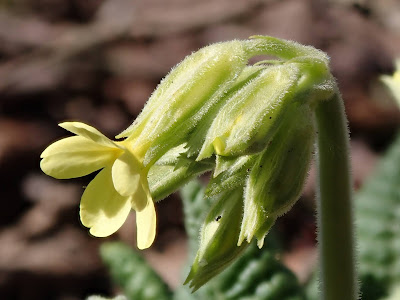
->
80, 168, 131, 237
112, 151, 142, 197
59, 122, 117, 148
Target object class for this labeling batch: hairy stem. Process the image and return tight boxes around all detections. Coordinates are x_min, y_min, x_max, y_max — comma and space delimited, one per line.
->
315, 92, 358, 300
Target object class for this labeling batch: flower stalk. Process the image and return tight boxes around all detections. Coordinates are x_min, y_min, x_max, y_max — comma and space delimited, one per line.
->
315, 91, 358, 300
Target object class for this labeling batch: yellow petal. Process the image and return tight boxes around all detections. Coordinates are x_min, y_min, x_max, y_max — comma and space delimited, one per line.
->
136, 194, 156, 250
111, 151, 142, 197
80, 168, 132, 237
40, 136, 118, 179
41, 136, 113, 158
59, 122, 118, 148
132, 178, 156, 249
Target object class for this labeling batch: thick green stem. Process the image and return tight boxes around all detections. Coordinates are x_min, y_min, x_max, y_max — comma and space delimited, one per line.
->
315, 92, 358, 300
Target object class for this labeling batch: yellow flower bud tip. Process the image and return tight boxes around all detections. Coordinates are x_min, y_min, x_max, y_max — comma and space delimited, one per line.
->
40, 121, 156, 249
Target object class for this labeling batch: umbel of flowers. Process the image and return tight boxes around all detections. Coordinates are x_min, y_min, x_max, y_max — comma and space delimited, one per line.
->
40, 36, 336, 288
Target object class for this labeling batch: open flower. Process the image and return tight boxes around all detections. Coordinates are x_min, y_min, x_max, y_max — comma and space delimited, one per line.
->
40, 122, 156, 249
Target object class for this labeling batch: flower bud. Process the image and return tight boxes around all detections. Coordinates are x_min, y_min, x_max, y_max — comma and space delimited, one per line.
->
116, 40, 253, 165
239, 103, 315, 247
184, 188, 248, 291
184, 65, 266, 157
197, 63, 303, 159
196, 39, 333, 161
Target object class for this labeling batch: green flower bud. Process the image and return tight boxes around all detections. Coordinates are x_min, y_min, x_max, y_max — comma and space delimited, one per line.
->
196, 39, 333, 160
146, 64, 277, 202
184, 65, 266, 157
239, 103, 315, 247
184, 188, 249, 291
197, 62, 303, 159
116, 40, 254, 165
117, 36, 328, 166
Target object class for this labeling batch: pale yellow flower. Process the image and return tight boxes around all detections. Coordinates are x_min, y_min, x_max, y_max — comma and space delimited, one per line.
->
381, 59, 400, 108
40, 122, 156, 249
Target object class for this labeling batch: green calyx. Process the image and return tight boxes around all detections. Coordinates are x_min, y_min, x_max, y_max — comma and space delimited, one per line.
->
117, 40, 251, 165
239, 103, 315, 247
184, 188, 249, 291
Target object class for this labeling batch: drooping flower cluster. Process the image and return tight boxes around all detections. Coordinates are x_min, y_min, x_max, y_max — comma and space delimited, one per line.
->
40, 36, 336, 288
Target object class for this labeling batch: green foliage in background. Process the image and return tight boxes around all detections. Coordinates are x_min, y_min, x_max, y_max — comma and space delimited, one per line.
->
96, 131, 400, 300
356, 132, 400, 300
100, 243, 172, 300
87, 296, 127, 300
307, 132, 400, 300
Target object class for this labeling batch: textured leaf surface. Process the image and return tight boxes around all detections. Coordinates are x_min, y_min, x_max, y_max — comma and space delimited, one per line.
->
86, 296, 127, 300
100, 242, 172, 300
356, 132, 400, 300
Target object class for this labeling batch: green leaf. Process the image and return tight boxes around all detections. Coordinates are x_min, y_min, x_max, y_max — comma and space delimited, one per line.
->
86, 296, 127, 300
100, 242, 172, 300
356, 132, 400, 300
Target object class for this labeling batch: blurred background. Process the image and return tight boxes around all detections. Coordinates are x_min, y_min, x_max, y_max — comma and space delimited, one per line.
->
1, 0, 400, 299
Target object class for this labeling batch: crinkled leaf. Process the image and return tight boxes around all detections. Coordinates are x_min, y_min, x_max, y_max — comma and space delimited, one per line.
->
100, 242, 172, 300
86, 296, 127, 300
356, 132, 400, 299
